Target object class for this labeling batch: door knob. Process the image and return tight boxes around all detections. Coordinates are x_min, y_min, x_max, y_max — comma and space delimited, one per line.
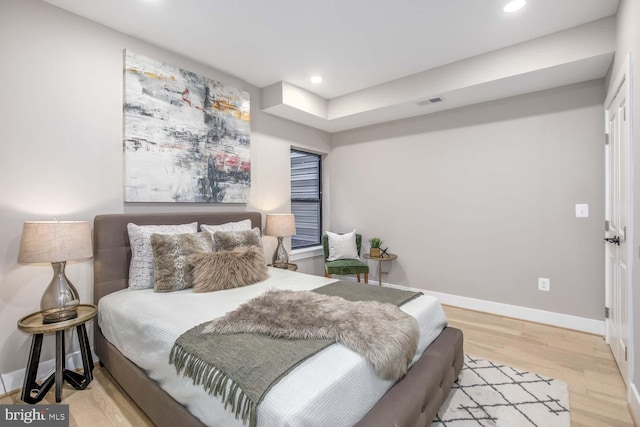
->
604, 236, 620, 245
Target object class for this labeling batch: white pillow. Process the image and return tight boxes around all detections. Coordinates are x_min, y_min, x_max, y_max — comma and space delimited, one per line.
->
127, 222, 198, 290
200, 219, 252, 250
326, 230, 359, 261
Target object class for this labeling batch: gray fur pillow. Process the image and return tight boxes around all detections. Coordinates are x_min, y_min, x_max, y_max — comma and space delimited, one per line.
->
189, 246, 268, 292
213, 227, 262, 252
151, 232, 212, 292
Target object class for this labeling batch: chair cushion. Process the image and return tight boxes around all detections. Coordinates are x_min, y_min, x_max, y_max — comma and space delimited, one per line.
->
325, 259, 369, 275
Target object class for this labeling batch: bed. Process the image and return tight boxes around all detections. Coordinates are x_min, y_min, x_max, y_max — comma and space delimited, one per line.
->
93, 212, 463, 427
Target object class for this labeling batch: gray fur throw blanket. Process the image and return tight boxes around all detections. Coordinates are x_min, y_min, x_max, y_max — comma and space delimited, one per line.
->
203, 289, 419, 381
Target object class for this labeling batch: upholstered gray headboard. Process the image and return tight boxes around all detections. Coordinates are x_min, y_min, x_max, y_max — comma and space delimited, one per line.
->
93, 211, 262, 304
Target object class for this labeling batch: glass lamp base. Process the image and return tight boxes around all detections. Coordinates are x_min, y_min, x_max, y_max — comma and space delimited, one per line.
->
272, 236, 289, 268
41, 261, 80, 324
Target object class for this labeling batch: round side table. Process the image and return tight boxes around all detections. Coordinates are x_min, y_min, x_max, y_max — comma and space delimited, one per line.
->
363, 254, 398, 286
18, 304, 97, 403
268, 263, 298, 271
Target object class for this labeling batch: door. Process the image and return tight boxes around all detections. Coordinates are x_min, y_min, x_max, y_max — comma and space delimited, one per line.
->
605, 73, 630, 385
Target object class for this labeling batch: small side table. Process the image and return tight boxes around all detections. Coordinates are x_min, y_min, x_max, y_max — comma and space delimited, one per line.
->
364, 254, 398, 286
17, 304, 97, 404
268, 263, 298, 271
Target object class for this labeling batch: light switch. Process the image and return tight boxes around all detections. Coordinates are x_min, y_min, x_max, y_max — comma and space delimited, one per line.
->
575, 204, 589, 218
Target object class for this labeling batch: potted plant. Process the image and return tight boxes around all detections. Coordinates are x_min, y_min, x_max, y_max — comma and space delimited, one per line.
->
369, 237, 383, 257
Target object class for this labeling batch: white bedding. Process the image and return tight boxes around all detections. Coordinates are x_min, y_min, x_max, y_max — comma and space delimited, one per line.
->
98, 268, 448, 427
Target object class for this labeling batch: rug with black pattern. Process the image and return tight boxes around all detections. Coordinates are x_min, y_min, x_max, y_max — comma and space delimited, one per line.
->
433, 355, 570, 426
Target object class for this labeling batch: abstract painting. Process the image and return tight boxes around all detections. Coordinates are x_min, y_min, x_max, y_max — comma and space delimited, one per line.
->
123, 51, 251, 203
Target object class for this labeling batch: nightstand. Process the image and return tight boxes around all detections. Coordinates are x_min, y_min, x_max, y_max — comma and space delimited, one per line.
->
363, 253, 398, 286
17, 304, 97, 403
268, 263, 298, 271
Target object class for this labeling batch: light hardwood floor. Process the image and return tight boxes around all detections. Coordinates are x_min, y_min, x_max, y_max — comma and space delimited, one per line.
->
0, 367, 154, 427
1, 306, 635, 426
443, 305, 635, 427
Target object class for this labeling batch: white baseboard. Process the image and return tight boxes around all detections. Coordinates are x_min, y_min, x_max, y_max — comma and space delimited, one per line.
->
337, 275, 604, 335
424, 289, 604, 335
630, 383, 640, 426
1, 348, 98, 396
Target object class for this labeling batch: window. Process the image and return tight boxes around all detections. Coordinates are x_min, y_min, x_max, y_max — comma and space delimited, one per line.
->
290, 149, 322, 249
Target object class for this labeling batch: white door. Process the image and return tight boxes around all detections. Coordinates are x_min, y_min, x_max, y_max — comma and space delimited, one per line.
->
605, 72, 630, 385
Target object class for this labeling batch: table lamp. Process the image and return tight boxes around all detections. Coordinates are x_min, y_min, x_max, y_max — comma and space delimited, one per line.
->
18, 221, 93, 324
265, 214, 296, 267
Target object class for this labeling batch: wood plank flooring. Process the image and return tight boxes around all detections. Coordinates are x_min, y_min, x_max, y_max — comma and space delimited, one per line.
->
443, 305, 634, 427
0, 367, 153, 427
1, 306, 634, 426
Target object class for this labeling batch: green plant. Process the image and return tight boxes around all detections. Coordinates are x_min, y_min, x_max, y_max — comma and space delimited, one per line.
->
369, 237, 383, 248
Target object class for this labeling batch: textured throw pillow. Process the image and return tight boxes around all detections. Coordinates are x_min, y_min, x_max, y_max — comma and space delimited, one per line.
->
200, 220, 252, 251
326, 229, 359, 261
189, 246, 268, 292
213, 228, 262, 252
151, 232, 212, 292
127, 222, 198, 290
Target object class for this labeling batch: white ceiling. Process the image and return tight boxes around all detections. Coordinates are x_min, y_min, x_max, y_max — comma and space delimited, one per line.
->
43, 0, 619, 100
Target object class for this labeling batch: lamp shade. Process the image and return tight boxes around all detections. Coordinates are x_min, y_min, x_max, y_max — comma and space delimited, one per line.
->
18, 221, 93, 263
265, 214, 296, 237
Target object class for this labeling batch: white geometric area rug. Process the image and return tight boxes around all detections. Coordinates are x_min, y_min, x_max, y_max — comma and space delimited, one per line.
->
433, 355, 570, 426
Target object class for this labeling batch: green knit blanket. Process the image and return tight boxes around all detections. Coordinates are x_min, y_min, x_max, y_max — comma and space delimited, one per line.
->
169, 281, 422, 426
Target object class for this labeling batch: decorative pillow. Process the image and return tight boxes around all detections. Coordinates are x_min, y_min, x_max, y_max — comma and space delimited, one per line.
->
189, 246, 268, 292
200, 219, 252, 250
326, 229, 359, 261
151, 232, 212, 292
213, 228, 262, 252
127, 222, 198, 290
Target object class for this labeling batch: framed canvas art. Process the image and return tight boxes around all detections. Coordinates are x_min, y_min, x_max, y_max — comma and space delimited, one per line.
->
123, 51, 251, 203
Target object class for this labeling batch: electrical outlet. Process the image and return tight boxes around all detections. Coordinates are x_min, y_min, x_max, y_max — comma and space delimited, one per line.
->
538, 277, 550, 292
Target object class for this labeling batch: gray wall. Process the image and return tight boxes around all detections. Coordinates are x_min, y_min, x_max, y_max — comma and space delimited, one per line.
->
0, 0, 330, 378
609, 0, 640, 406
331, 80, 605, 320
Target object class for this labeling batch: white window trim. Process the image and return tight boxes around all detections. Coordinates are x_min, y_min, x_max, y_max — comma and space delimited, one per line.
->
290, 245, 323, 261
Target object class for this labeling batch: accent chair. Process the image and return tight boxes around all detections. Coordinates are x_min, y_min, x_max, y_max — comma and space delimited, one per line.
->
322, 233, 369, 284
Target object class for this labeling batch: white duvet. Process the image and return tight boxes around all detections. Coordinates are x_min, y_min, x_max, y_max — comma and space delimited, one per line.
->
98, 268, 448, 427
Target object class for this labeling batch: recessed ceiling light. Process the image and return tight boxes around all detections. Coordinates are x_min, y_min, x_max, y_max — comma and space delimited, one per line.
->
504, 0, 526, 13
310, 75, 323, 84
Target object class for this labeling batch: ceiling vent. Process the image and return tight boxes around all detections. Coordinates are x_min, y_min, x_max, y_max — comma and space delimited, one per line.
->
416, 96, 444, 106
